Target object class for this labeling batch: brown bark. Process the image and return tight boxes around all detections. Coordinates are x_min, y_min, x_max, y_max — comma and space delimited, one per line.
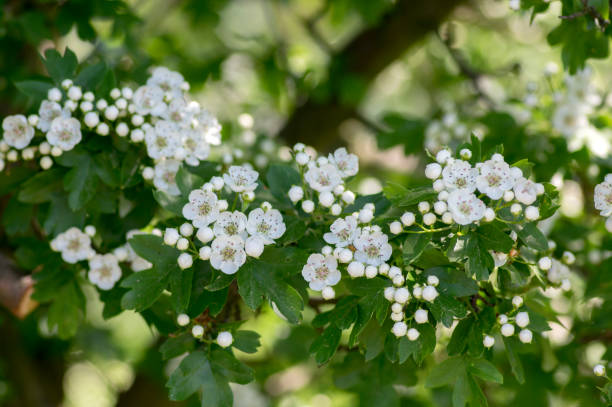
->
0, 254, 37, 318
277, 0, 467, 151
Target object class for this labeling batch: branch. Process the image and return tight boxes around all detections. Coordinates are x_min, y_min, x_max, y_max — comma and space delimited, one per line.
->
0, 254, 37, 318
277, 0, 467, 151
559, 0, 610, 30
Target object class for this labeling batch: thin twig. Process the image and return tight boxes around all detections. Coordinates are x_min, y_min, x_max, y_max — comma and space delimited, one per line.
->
559, 0, 610, 30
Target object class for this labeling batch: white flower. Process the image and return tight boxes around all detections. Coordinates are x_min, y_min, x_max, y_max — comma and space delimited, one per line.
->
245, 235, 265, 257
182, 189, 220, 228
145, 121, 180, 160
476, 156, 516, 200
513, 177, 539, 205
2, 115, 34, 149
51, 227, 92, 263
46, 117, 82, 151
147, 67, 185, 96
301, 253, 340, 291
547, 259, 570, 284
595, 178, 612, 216
153, 159, 181, 196
328, 147, 358, 177
133, 85, 167, 116
323, 216, 359, 248
37, 100, 70, 132
88, 253, 122, 290
447, 189, 486, 225
210, 235, 247, 274
353, 226, 392, 266
246, 208, 285, 244
304, 162, 342, 193
223, 165, 259, 193
213, 211, 247, 238
194, 108, 222, 145
552, 103, 589, 137
442, 159, 478, 191
182, 130, 210, 165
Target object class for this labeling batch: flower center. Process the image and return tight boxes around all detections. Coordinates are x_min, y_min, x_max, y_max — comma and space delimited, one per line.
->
315, 266, 329, 280
221, 247, 236, 261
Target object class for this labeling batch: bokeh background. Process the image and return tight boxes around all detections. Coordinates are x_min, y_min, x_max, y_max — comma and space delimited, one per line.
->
1, 0, 612, 406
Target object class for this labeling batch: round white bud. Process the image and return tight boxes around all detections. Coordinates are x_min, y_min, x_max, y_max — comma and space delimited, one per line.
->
84, 225, 96, 237
498, 314, 509, 324
216, 331, 233, 347
288, 186, 304, 203
40, 156, 53, 170
336, 249, 351, 263
433, 179, 445, 192
178, 253, 193, 269
319, 191, 334, 207
433, 201, 447, 215
394, 287, 410, 304
378, 263, 390, 275
180, 223, 194, 237
48, 87, 62, 102
391, 303, 403, 313
391, 312, 404, 322
330, 204, 342, 216
392, 275, 405, 286
245, 236, 265, 258
436, 149, 451, 164
501, 323, 515, 337
359, 208, 374, 223
295, 152, 310, 165
104, 105, 119, 121
347, 261, 365, 278
389, 221, 402, 235
322, 286, 335, 300
413, 285, 423, 299
199, 246, 212, 260
510, 203, 522, 215
512, 296, 523, 308
515, 311, 530, 328
302, 200, 315, 213
96, 122, 110, 136
321, 246, 333, 256
423, 213, 436, 226
460, 148, 472, 160
365, 265, 378, 279
525, 206, 540, 221
427, 275, 439, 286
115, 98, 127, 110
39, 142, 51, 155
110, 88, 121, 99
217, 200, 229, 211
425, 163, 442, 179
176, 238, 189, 251
392, 322, 408, 337
333, 184, 345, 195
503, 190, 515, 202
562, 251, 575, 265
131, 129, 145, 142
401, 212, 415, 227
442, 212, 453, 224
192, 324, 204, 338
61, 79, 73, 89
388, 266, 401, 279
50, 146, 62, 157
196, 227, 214, 244
142, 166, 154, 180
483, 335, 495, 348
518, 329, 533, 343
341, 191, 355, 204
164, 228, 180, 246
384, 287, 396, 301
538, 257, 552, 271
594, 364, 606, 377
177, 313, 190, 326
414, 309, 428, 324
407, 328, 420, 341
422, 285, 438, 302
67, 86, 82, 101
418, 201, 430, 213
484, 208, 495, 222
84, 112, 100, 128
116, 122, 129, 137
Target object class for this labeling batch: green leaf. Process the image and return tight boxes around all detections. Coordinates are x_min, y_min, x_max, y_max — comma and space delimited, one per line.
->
168, 267, 193, 313
74, 62, 108, 90
166, 351, 233, 407
120, 267, 171, 311
517, 223, 548, 251
15, 79, 53, 101
43, 48, 78, 83
403, 233, 431, 265
18, 169, 64, 203
503, 337, 525, 384
64, 158, 99, 210
47, 280, 85, 339
448, 317, 474, 356
2, 196, 33, 236
547, 19, 609, 73
309, 325, 342, 364
465, 234, 494, 281
429, 294, 468, 327
154, 190, 187, 216
177, 166, 204, 196
476, 223, 514, 253
160, 334, 196, 360
266, 164, 301, 204
414, 324, 436, 364
233, 331, 261, 354
383, 183, 436, 207
425, 357, 466, 388
468, 358, 503, 384
453, 371, 471, 407
397, 336, 419, 364
237, 247, 307, 323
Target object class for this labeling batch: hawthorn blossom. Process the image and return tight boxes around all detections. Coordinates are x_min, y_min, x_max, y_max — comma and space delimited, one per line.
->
145, 121, 180, 159
328, 147, 358, 178
552, 103, 589, 137
147, 67, 185, 96
153, 159, 181, 196
88, 253, 122, 290
442, 159, 478, 192
194, 108, 222, 145
213, 211, 247, 238
304, 162, 342, 193
301, 253, 341, 291
182, 130, 210, 165
133, 85, 166, 116
353, 226, 392, 266
46, 117, 82, 151
447, 189, 486, 225
51, 227, 93, 263
594, 175, 612, 217
210, 235, 247, 274
182, 189, 220, 227
476, 156, 517, 200
224, 165, 258, 193
513, 177, 542, 205
37, 101, 69, 132
323, 216, 359, 248
246, 208, 286, 244
2, 115, 34, 149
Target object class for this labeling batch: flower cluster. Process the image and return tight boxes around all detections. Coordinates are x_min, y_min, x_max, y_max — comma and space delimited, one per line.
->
423, 107, 476, 153
287, 144, 358, 215
160, 165, 286, 274
50, 226, 122, 290
0, 67, 222, 197
391, 149, 545, 229
301, 204, 393, 299
595, 174, 612, 232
